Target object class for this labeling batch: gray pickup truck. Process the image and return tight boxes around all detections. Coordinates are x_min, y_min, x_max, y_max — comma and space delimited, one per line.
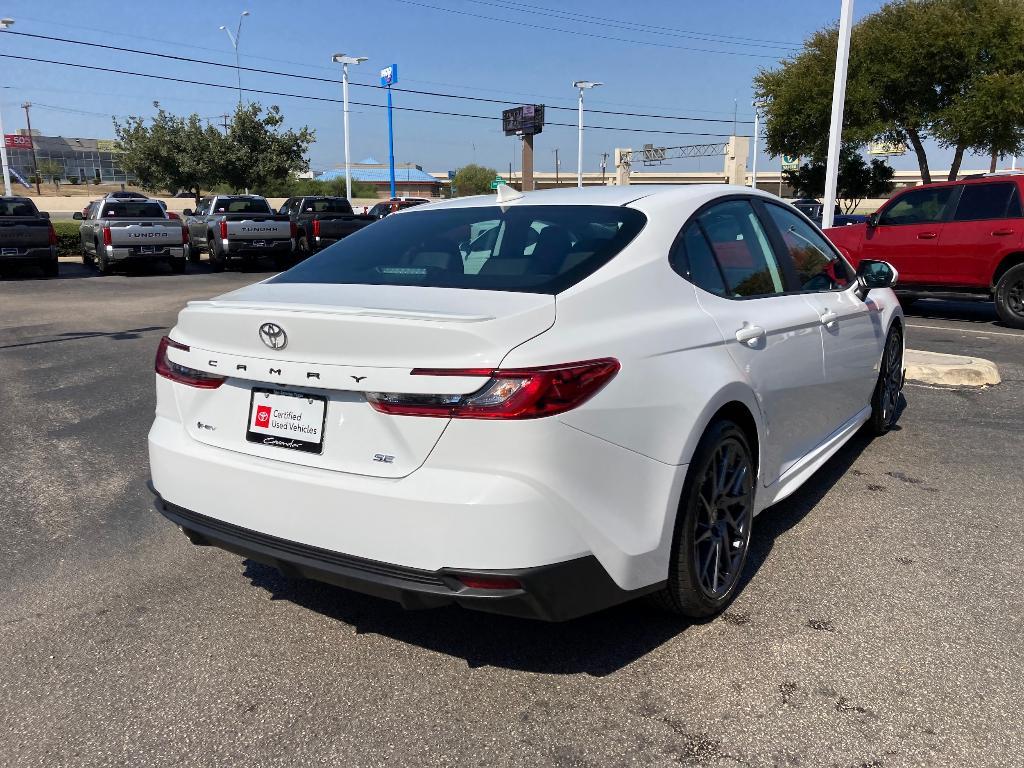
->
0, 196, 58, 277
75, 198, 188, 275
183, 195, 294, 271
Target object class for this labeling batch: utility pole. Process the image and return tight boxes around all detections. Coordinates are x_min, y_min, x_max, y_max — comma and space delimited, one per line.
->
601, 152, 608, 186
554, 148, 559, 188
822, 0, 854, 230
22, 102, 40, 194
221, 114, 229, 132
0, 18, 14, 196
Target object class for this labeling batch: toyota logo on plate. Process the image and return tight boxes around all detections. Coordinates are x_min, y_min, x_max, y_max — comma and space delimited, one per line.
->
258, 323, 287, 350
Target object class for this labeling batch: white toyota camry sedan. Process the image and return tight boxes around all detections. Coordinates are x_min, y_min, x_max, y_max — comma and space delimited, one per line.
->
149, 185, 904, 621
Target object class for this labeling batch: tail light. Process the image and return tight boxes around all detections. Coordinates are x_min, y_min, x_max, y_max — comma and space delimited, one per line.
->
102, 227, 112, 247
219, 219, 228, 239
181, 224, 190, 243
290, 220, 298, 239
48, 223, 57, 246
366, 358, 619, 419
312, 219, 320, 239
155, 336, 226, 389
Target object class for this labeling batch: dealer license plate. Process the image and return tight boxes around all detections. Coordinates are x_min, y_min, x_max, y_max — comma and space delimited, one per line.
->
245, 388, 327, 454
252, 239, 267, 247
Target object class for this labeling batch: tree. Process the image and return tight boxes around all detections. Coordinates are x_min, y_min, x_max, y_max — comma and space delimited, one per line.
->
784, 147, 895, 212
36, 159, 64, 192
256, 175, 377, 199
755, 0, 1024, 184
453, 164, 498, 196
114, 106, 223, 204
218, 104, 314, 194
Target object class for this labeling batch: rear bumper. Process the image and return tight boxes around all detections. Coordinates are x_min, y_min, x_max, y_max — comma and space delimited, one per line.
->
108, 245, 186, 262
154, 494, 656, 621
0, 245, 56, 262
224, 239, 293, 257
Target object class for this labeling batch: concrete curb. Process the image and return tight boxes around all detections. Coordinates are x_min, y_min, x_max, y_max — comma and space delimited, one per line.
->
905, 349, 1001, 387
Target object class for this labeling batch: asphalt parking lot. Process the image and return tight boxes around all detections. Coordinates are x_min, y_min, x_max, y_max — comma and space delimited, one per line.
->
1, 260, 1022, 767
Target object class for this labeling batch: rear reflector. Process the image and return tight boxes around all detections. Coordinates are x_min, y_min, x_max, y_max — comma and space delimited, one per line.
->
181, 224, 190, 243
455, 575, 522, 590
155, 336, 226, 389
312, 219, 320, 238
366, 358, 619, 419
290, 220, 298, 239
219, 219, 228, 239
48, 223, 57, 246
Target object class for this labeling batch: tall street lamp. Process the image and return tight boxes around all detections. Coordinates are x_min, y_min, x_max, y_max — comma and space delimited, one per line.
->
573, 80, 602, 188
219, 10, 250, 106
0, 18, 14, 196
332, 53, 368, 201
751, 100, 766, 189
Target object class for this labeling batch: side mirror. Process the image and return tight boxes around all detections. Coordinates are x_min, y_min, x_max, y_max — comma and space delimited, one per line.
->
855, 259, 898, 299
866, 212, 879, 228
72, 211, 83, 220
182, 208, 193, 217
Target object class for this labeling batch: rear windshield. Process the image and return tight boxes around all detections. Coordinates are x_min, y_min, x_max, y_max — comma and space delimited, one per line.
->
215, 197, 272, 214
0, 198, 38, 217
100, 202, 166, 218
272, 205, 647, 294
302, 198, 353, 214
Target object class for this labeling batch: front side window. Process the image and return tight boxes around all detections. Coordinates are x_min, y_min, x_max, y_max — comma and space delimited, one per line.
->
764, 203, 854, 291
879, 186, 954, 225
953, 183, 1017, 221
272, 205, 647, 294
695, 200, 786, 297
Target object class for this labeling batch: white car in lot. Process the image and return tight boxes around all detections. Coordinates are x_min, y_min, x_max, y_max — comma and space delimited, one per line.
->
148, 185, 904, 621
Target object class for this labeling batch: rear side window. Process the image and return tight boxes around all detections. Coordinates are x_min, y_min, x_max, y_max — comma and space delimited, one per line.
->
215, 197, 272, 214
671, 224, 727, 296
100, 202, 166, 218
272, 205, 647, 294
694, 200, 785, 297
879, 186, 953, 225
953, 183, 1017, 221
0, 198, 38, 216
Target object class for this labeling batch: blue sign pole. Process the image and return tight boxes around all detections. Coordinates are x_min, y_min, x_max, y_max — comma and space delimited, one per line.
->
380, 64, 399, 199
386, 85, 396, 198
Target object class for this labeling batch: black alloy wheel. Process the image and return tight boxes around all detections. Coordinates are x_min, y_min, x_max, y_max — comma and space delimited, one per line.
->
652, 419, 755, 618
869, 326, 903, 435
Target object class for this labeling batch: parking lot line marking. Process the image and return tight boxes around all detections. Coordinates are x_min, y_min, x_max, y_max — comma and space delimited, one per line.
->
907, 323, 1023, 339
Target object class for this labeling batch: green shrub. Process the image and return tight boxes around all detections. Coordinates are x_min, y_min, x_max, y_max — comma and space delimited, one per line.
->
52, 221, 81, 257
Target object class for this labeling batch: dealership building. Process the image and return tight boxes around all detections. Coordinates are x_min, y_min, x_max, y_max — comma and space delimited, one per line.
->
3, 131, 135, 186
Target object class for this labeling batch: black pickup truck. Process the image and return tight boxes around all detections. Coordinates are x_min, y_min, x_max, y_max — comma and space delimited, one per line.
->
278, 196, 377, 257
0, 197, 58, 277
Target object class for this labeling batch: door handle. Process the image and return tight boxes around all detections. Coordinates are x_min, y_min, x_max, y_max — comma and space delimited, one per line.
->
917, 232, 938, 240
819, 310, 838, 327
735, 326, 766, 346
992, 228, 1015, 236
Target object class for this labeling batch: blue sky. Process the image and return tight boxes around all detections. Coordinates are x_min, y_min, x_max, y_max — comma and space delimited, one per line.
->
0, 0, 1001, 175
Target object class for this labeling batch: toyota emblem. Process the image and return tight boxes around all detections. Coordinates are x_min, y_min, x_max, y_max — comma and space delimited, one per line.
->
258, 323, 287, 350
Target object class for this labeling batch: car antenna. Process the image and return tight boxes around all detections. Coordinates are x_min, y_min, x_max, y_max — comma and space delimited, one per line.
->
495, 184, 523, 203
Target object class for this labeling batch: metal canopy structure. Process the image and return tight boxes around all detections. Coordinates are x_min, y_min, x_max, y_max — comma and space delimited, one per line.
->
619, 142, 730, 168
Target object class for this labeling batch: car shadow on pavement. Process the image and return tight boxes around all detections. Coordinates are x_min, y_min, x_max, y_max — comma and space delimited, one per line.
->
240, 423, 891, 676
0, 326, 166, 350
903, 298, 1009, 327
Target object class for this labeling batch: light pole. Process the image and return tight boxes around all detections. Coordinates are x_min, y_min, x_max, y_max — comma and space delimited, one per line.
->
0, 18, 13, 197
332, 53, 368, 201
822, 0, 854, 229
751, 101, 766, 189
573, 81, 602, 188
219, 10, 250, 106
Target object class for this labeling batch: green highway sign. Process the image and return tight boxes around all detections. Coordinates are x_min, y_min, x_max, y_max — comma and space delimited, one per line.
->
489, 175, 507, 190
781, 154, 801, 170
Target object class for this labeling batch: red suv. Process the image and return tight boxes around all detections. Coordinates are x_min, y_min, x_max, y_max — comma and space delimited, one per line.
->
825, 173, 1024, 328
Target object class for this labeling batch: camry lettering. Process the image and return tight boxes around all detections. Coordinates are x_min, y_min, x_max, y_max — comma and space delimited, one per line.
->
269, 368, 282, 376
306, 372, 320, 379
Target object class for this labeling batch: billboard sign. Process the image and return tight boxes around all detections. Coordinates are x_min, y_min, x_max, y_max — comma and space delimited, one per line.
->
379, 65, 398, 87
781, 154, 801, 170
4, 134, 32, 149
868, 141, 906, 156
502, 104, 545, 136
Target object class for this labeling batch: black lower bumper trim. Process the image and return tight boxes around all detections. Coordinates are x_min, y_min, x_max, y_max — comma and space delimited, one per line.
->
154, 495, 660, 621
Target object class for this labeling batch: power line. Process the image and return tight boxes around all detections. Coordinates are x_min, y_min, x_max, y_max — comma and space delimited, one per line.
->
387, 0, 789, 58
0, 53, 751, 139
460, 0, 798, 49
4, 30, 755, 125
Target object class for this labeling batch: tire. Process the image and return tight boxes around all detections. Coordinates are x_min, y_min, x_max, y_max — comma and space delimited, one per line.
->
868, 325, 904, 436
296, 235, 311, 260
208, 238, 225, 272
994, 263, 1024, 329
42, 259, 59, 278
187, 244, 201, 263
81, 249, 93, 266
169, 257, 187, 274
95, 243, 112, 275
650, 419, 755, 619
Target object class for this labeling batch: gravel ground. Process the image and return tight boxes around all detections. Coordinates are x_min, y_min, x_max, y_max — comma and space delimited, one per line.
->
1, 263, 1021, 767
